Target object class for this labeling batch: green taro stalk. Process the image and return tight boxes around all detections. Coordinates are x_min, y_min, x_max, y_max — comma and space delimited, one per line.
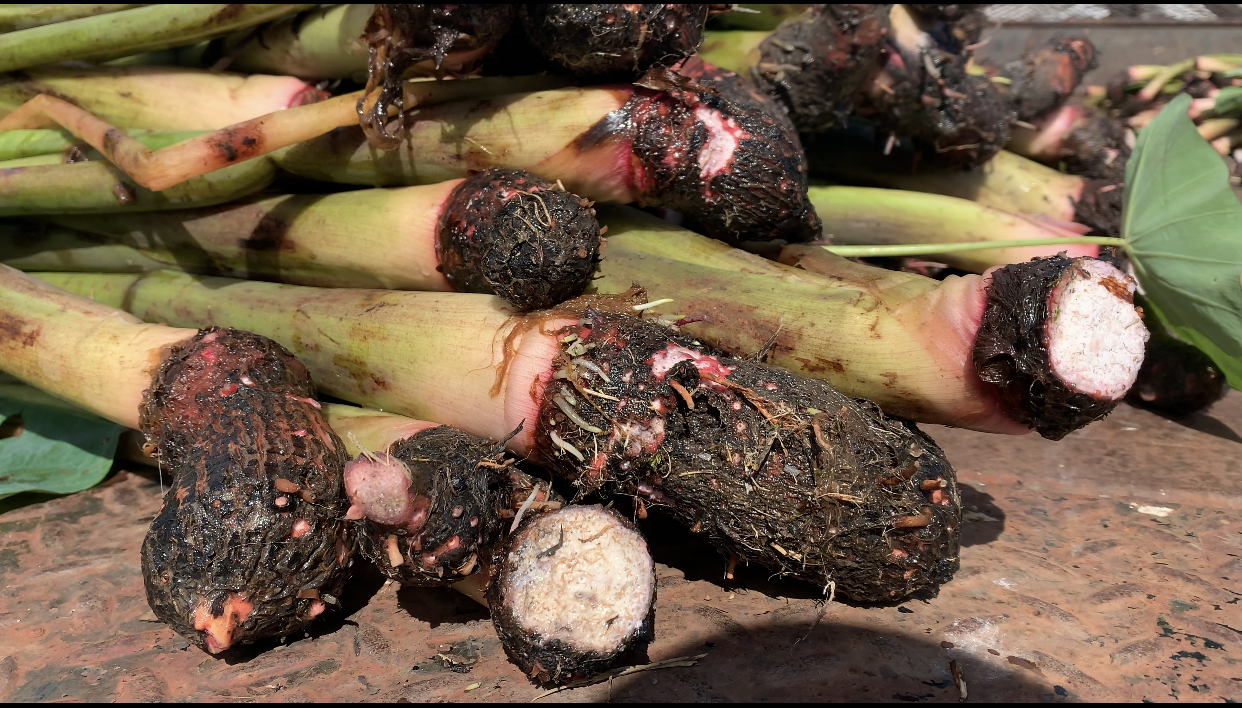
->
0, 4, 313, 72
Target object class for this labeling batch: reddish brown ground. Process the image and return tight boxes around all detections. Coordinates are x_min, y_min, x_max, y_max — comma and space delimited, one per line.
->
1, 395, 1239, 702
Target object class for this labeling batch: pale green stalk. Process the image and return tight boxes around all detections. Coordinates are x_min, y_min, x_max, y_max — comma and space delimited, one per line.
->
224, 3, 372, 80
5, 184, 457, 290
823, 238, 1124, 259
590, 206, 1028, 434
0, 4, 145, 32
36, 270, 528, 445
0, 157, 275, 216
0, 4, 313, 72
697, 30, 767, 73
0, 128, 206, 162
810, 186, 1106, 271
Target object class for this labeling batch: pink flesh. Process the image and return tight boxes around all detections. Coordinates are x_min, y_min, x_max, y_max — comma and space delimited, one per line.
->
290, 519, 311, 538
343, 453, 418, 527
694, 105, 748, 184
649, 344, 737, 380
191, 593, 253, 654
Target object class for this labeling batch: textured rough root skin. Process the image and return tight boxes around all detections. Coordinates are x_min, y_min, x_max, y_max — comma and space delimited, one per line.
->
1004, 36, 1098, 121
354, 426, 510, 586
974, 256, 1129, 440
139, 328, 353, 654
863, 44, 1014, 167
1125, 296, 1226, 416
591, 77, 820, 242
520, 4, 710, 80
755, 4, 892, 133
362, 4, 516, 148
532, 310, 961, 602
488, 506, 655, 686
437, 169, 602, 311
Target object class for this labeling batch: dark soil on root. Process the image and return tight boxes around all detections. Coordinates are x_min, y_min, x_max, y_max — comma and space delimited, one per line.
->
488, 506, 655, 686
530, 309, 961, 603
1125, 295, 1226, 416
583, 77, 820, 242
355, 426, 510, 586
520, 4, 710, 80
361, 4, 515, 149
755, 4, 891, 133
864, 46, 1014, 167
973, 256, 1122, 440
139, 328, 354, 652
436, 169, 601, 311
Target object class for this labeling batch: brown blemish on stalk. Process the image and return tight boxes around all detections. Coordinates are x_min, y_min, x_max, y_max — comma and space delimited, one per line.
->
208, 4, 246, 25
0, 312, 40, 347
210, 128, 265, 164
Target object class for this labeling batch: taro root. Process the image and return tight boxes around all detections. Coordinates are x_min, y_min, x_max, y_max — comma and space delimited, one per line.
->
754, 4, 891, 133
140, 329, 354, 654
532, 309, 962, 602
1124, 295, 1226, 416
974, 256, 1150, 439
361, 4, 516, 148
0, 266, 354, 654
520, 4, 711, 80
13, 168, 602, 311
489, 505, 656, 684
273, 80, 821, 243
1001, 36, 1099, 121
343, 426, 511, 586
857, 4, 1013, 167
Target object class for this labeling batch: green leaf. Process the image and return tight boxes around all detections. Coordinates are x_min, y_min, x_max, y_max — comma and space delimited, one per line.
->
0, 398, 122, 501
1122, 93, 1242, 389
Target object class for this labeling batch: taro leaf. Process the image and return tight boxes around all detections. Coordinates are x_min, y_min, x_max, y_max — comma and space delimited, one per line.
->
0, 398, 122, 500
1122, 93, 1242, 389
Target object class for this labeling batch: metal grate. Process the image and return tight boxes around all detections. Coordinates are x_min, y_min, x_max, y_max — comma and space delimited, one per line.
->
984, 4, 1242, 23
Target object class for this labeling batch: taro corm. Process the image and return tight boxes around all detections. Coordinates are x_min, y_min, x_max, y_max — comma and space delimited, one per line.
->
519, 4, 711, 80
273, 70, 821, 243
3, 168, 602, 310
359, 4, 516, 148
587, 206, 1149, 440
39, 270, 963, 602
490, 505, 656, 685
0, 265, 353, 655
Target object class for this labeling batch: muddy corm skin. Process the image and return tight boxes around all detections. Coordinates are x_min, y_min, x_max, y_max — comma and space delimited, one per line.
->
863, 44, 1014, 167
437, 169, 601, 311
974, 256, 1125, 440
755, 4, 892, 133
362, 4, 515, 148
139, 328, 353, 654
520, 4, 710, 80
1003, 36, 1098, 121
1125, 296, 1225, 416
576, 79, 820, 242
674, 57, 799, 135
532, 309, 960, 602
354, 426, 510, 586
489, 506, 655, 685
